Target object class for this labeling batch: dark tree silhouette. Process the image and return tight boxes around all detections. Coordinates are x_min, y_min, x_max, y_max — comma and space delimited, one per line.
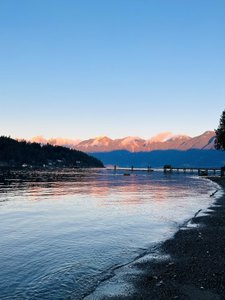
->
215, 110, 225, 150
0, 136, 104, 168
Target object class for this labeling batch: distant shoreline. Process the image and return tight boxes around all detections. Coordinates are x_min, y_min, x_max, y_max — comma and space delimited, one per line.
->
0, 167, 104, 183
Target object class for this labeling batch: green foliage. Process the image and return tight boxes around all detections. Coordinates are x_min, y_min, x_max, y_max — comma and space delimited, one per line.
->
0, 136, 104, 168
215, 110, 225, 150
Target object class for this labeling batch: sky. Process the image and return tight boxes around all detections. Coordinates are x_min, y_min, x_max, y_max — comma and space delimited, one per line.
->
0, 0, 225, 140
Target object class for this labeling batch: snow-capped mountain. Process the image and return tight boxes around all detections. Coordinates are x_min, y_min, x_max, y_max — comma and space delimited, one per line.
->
30, 131, 216, 152
30, 136, 81, 148
76, 131, 215, 152
148, 132, 174, 142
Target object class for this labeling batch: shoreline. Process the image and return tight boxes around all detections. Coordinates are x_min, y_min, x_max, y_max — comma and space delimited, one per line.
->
98, 176, 225, 300
125, 176, 225, 299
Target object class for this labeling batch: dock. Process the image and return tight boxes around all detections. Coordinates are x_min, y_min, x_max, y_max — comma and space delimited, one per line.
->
163, 165, 224, 176
108, 165, 225, 176
110, 166, 153, 172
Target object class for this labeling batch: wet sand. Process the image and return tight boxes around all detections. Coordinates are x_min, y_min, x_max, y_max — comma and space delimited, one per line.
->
107, 177, 225, 299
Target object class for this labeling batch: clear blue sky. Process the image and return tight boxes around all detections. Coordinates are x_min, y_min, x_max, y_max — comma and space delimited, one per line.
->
1, 0, 225, 139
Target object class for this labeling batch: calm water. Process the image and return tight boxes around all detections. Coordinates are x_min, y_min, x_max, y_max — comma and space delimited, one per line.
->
0, 169, 220, 299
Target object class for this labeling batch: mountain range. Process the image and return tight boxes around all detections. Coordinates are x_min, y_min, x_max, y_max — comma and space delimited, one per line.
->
31, 131, 216, 153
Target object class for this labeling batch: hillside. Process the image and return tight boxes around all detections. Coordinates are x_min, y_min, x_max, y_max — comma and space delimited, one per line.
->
0, 136, 104, 168
91, 149, 225, 168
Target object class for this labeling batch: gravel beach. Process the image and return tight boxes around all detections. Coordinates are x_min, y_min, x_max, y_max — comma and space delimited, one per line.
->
106, 177, 225, 300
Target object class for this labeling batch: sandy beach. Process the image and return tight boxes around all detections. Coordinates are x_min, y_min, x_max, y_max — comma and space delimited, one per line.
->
107, 177, 225, 300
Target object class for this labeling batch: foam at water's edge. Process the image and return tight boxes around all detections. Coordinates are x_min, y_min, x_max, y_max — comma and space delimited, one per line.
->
84, 178, 224, 300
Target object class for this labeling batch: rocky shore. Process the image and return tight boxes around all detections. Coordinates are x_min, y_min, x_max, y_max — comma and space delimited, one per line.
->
106, 177, 225, 300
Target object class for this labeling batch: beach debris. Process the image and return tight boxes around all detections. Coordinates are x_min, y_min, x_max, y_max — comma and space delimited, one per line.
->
210, 189, 218, 197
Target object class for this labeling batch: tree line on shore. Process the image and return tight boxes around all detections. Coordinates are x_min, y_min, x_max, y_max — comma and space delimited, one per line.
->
215, 109, 225, 151
0, 136, 104, 168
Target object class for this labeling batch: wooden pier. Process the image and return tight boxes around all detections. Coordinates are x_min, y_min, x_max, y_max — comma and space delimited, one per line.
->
163, 165, 224, 176
108, 165, 225, 176
112, 165, 153, 172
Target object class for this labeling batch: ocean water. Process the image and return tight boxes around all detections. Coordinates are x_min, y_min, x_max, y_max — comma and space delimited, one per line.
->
0, 169, 221, 299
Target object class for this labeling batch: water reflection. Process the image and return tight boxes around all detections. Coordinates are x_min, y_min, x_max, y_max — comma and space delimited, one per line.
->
0, 169, 200, 205
0, 169, 219, 299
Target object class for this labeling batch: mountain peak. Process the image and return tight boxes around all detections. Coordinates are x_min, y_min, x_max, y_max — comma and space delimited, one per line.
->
149, 132, 174, 142
95, 136, 111, 141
